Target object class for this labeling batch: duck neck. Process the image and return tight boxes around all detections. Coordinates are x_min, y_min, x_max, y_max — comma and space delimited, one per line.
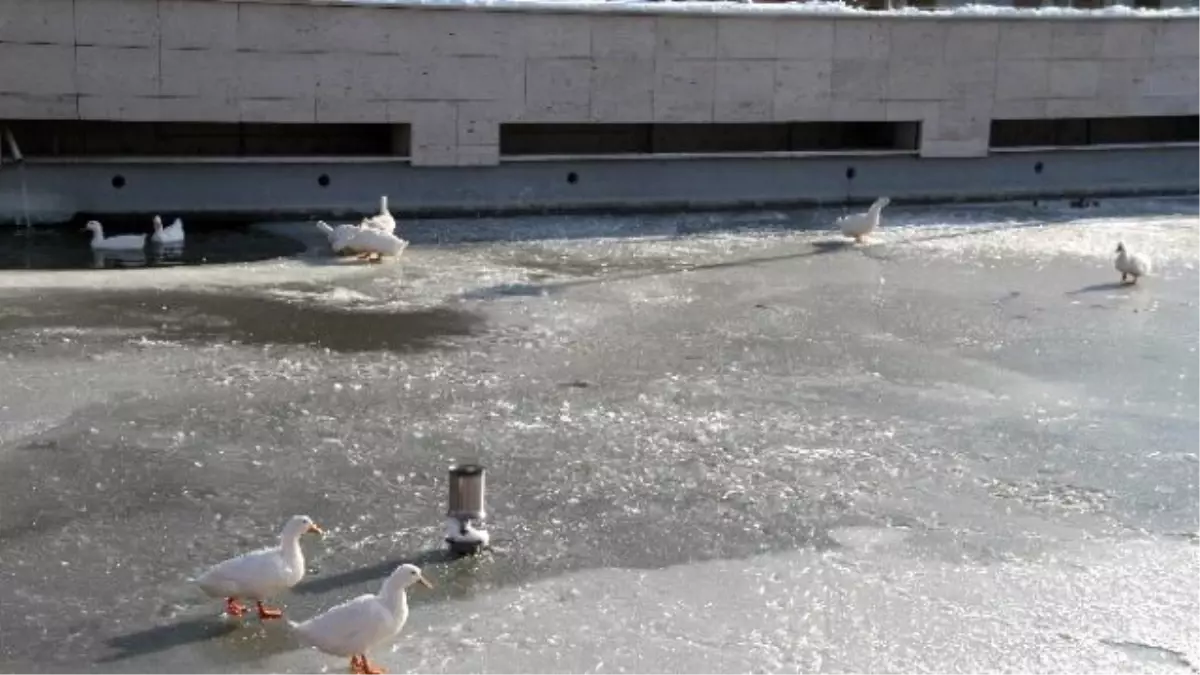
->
279, 530, 305, 569
867, 201, 886, 219
379, 582, 410, 617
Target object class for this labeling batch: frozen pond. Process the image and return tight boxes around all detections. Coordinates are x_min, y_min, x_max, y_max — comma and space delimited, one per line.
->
0, 197, 1197, 673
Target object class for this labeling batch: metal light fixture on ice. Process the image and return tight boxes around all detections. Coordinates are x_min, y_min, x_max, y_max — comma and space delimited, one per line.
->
445, 463, 489, 556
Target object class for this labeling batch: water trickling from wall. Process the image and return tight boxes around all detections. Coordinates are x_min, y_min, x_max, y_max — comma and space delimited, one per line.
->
16, 162, 31, 234
2, 127, 33, 235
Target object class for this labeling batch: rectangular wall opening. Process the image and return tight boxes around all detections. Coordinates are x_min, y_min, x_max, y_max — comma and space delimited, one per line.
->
499, 122, 921, 158
0, 120, 408, 158
989, 116, 1199, 149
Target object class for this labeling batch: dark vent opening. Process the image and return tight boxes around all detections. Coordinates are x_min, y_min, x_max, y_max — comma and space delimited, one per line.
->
990, 116, 1199, 148
500, 122, 921, 157
0, 120, 409, 157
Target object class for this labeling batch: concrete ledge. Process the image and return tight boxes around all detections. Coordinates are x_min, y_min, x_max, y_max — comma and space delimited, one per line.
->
1, 146, 1195, 222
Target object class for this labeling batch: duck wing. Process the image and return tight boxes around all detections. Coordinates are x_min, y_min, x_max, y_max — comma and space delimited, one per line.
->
359, 214, 395, 234
95, 234, 148, 251
162, 218, 185, 242
293, 595, 396, 655
197, 547, 289, 596
343, 228, 407, 256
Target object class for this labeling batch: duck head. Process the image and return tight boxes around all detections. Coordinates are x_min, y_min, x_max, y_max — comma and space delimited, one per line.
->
388, 564, 434, 591
282, 514, 324, 540
83, 220, 102, 234
1115, 242, 1126, 254
152, 215, 164, 232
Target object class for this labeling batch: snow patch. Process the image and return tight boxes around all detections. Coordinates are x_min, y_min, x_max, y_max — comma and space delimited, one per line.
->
352, 0, 1199, 18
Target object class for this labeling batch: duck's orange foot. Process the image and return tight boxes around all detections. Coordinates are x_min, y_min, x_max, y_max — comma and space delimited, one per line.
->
360, 653, 384, 672
255, 601, 283, 620
350, 656, 364, 674
224, 598, 247, 617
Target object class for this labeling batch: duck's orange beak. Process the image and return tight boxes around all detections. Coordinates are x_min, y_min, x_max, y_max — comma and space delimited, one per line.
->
417, 574, 434, 589
307, 523, 325, 536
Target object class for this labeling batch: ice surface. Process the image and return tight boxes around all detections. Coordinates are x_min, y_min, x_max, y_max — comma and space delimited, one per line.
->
0, 196, 1196, 674
876, 203, 1199, 273
264, 537, 1200, 674
1, 198, 1194, 299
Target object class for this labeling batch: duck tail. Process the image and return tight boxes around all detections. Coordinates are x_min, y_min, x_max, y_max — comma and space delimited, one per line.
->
316, 221, 334, 235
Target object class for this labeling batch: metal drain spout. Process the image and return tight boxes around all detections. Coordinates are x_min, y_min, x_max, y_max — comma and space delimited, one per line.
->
2, 127, 24, 164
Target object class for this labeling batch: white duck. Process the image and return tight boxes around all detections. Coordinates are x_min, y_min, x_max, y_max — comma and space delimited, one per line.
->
359, 195, 397, 235
317, 221, 408, 264
84, 220, 146, 251
316, 221, 362, 251
150, 215, 185, 246
838, 197, 891, 244
195, 515, 324, 619
291, 563, 434, 675
339, 227, 408, 263
1115, 242, 1151, 284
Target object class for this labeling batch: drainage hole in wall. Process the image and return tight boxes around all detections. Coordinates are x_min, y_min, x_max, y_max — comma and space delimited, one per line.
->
845, 167, 857, 180
111, 174, 126, 189
566, 171, 579, 185
1034, 161, 1044, 174
317, 174, 331, 187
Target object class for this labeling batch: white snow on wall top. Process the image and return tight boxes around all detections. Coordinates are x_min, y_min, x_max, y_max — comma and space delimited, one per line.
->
340, 0, 1200, 18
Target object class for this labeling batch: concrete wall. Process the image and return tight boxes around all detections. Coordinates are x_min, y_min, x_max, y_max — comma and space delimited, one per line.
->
0, 0, 1196, 166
